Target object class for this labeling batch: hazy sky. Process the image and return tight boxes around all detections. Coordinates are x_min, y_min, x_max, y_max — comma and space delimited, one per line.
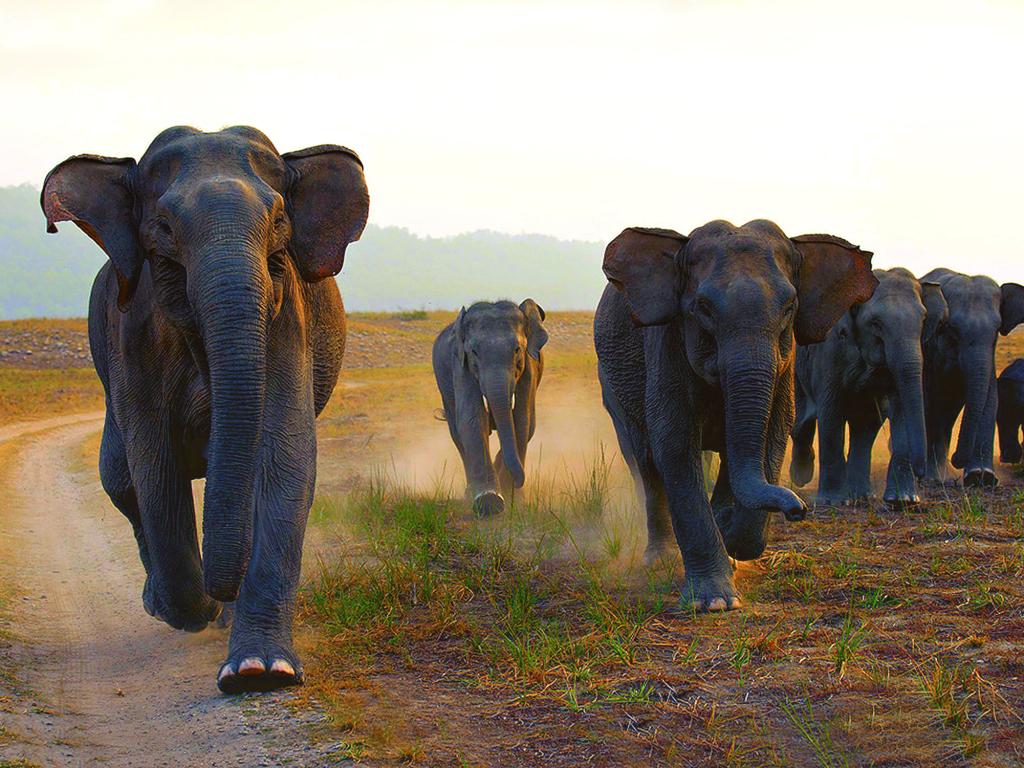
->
3, 0, 1022, 281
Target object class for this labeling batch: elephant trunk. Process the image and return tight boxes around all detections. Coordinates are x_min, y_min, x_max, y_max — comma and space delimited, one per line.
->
193, 248, 270, 601
887, 341, 927, 478
952, 347, 992, 470
481, 369, 524, 487
719, 336, 805, 561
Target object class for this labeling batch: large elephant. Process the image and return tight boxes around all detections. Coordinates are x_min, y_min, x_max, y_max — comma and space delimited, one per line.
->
790, 268, 947, 506
432, 300, 548, 515
996, 359, 1024, 465
41, 126, 369, 693
921, 269, 1024, 487
595, 221, 876, 611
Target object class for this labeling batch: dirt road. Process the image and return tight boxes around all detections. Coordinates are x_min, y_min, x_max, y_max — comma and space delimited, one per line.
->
0, 416, 347, 767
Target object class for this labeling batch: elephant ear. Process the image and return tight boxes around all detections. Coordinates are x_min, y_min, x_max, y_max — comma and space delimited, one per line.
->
1000, 282, 1024, 336
283, 145, 369, 282
790, 234, 877, 345
41, 155, 140, 310
921, 281, 948, 341
454, 307, 469, 367
602, 227, 688, 326
519, 299, 548, 360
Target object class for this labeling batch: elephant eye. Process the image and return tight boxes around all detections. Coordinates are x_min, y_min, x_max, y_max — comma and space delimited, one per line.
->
268, 249, 288, 278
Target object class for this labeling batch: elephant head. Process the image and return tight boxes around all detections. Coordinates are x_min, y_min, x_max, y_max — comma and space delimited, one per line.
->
604, 220, 876, 559
926, 271, 1024, 473
847, 268, 947, 478
41, 126, 369, 601
454, 299, 548, 488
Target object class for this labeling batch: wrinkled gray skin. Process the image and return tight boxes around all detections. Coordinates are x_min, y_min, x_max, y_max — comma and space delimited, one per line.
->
41, 126, 369, 693
433, 300, 548, 515
996, 359, 1024, 465
790, 268, 948, 507
921, 269, 1024, 487
595, 221, 877, 612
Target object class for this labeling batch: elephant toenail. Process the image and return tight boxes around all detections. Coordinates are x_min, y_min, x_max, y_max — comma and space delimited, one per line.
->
269, 659, 295, 676
729, 597, 742, 610
218, 664, 235, 683
238, 657, 265, 676
708, 598, 727, 611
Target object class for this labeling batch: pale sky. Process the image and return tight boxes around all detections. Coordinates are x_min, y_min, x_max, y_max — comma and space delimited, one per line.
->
3, 0, 1022, 282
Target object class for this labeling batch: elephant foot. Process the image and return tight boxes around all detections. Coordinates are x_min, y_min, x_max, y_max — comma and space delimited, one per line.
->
814, 492, 847, 508
218, 643, 303, 695
845, 492, 875, 507
143, 575, 220, 633
963, 468, 998, 488
473, 491, 505, 517
643, 538, 676, 567
884, 492, 920, 509
679, 568, 742, 613
790, 449, 815, 487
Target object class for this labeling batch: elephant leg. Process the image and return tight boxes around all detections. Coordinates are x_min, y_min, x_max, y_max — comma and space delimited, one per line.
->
128, 428, 218, 632
790, 377, 817, 487
965, 379, 998, 488
925, 392, 960, 485
997, 398, 1022, 464
218, 412, 316, 694
814, 393, 848, 506
846, 398, 882, 505
882, 398, 919, 506
601, 366, 672, 562
99, 408, 166, 619
458, 419, 502, 516
648, 400, 736, 611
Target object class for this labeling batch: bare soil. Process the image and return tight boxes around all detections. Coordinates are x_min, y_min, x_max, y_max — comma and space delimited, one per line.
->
0, 416, 348, 767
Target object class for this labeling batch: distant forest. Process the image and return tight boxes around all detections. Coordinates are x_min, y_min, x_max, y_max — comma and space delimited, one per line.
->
0, 184, 606, 319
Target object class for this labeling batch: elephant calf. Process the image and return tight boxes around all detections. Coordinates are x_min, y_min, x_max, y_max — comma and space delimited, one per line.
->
42, 126, 369, 693
595, 221, 876, 612
790, 268, 947, 506
432, 300, 548, 515
997, 359, 1024, 465
921, 269, 1024, 487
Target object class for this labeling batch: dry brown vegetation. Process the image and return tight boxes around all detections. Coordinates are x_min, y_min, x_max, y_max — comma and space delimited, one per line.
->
3, 314, 1023, 766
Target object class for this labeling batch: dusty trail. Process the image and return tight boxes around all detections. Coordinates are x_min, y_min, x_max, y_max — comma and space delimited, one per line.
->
0, 418, 344, 767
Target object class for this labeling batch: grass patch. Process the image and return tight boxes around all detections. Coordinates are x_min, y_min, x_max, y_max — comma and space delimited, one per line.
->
0, 367, 102, 425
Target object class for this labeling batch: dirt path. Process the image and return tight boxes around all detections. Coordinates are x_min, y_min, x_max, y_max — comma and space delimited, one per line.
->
0, 418, 347, 767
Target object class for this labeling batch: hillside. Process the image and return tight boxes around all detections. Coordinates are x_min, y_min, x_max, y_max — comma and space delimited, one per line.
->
0, 184, 607, 318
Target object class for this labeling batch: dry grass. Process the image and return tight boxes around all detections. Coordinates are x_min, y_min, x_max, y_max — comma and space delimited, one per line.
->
4, 314, 1024, 766
0, 368, 102, 426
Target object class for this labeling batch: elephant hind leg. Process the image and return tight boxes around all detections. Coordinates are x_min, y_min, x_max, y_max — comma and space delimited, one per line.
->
790, 391, 817, 487
99, 409, 165, 620
599, 366, 671, 563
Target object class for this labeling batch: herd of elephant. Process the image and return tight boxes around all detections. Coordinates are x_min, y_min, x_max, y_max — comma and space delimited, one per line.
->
39, 126, 1024, 694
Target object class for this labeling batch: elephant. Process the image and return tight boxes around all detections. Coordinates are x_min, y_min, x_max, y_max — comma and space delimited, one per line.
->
595, 220, 876, 611
789, 268, 948, 507
432, 300, 548, 515
40, 126, 369, 693
996, 358, 1024, 465
920, 269, 1024, 487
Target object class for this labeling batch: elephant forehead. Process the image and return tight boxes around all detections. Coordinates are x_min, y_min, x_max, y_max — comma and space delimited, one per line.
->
138, 130, 287, 198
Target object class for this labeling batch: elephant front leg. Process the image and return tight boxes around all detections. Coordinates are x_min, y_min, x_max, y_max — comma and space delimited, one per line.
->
127, 432, 219, 632
964, 380, 998, 488
847, 401, 882, 505
883, 398, 919, 506
655, 441, 738, 612
814, 394, 849, 506
456, 405, 504, 516
218, 426, 316, 694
